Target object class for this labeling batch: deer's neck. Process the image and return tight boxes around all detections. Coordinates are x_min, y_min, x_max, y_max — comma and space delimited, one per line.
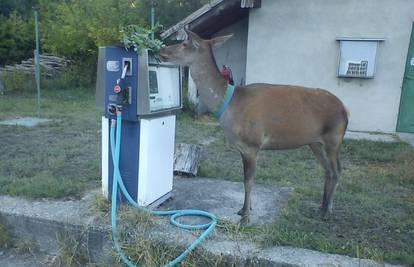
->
189, 52, 227, 113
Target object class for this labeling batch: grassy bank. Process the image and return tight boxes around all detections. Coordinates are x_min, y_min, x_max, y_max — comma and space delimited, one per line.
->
0, 89, 413, 265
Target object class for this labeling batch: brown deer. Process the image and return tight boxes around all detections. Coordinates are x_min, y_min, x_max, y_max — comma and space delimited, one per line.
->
160, 30, 348, 223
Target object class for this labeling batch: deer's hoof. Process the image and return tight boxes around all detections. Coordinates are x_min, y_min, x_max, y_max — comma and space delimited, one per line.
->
319, 205, 332, 220
239, 215, 250, 225
237, 208, 251, 224
237, 208, 247, 216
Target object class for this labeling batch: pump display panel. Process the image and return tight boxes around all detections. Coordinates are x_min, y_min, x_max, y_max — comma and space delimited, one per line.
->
148, 64, 181, 112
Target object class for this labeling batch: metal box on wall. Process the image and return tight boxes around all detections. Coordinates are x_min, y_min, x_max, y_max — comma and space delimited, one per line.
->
336, 38, 385, 79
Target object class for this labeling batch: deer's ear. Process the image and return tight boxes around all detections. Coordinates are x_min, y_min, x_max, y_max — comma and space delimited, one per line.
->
210, 34, 233, 47
185, 29, 202, 48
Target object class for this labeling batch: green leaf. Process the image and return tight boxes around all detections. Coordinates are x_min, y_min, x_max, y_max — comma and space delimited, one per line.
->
120, 24, 164, 55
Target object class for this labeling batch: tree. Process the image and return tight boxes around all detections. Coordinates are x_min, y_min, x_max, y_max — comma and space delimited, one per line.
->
39, 0, 145, 60
0, 12, 34, 65
138, 0, 209, 29
0, 0, 208, 66
0, 0, 37, 16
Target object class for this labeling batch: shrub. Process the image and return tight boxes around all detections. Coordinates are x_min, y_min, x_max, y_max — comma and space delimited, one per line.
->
42, 61, 96, 91
0, 223, 11, 248
0, 70, 35, 94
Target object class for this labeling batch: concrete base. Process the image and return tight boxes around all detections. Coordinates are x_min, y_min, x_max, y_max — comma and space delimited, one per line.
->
160, 178, 292, 224
0, 249, 51, 267
397, 132, 414, 147
344, 130, 414, 148
345, 130, 398, 142
0, 177, 402, 267
0, 117, 51, 127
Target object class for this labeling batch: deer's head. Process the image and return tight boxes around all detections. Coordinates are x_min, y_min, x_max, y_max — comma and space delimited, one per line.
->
159, 30, 233, 66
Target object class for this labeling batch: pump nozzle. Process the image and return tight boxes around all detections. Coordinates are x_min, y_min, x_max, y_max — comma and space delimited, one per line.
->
121, 65, 128, 80
108, 104, 117, 115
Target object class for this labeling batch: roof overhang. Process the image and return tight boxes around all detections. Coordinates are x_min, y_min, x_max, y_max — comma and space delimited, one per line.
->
161, 0, 261, 40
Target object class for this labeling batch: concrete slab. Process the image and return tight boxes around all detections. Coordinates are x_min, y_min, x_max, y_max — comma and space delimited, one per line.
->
397, 132, 414, 147
161, 178, 293, 224
0, 249, 50, 267
345, 131, 398, 142
0, 117, 51, 127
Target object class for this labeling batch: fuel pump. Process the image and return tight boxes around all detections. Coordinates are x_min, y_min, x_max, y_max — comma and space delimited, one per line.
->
96, 46, 216, 267
96, 46, 181, 206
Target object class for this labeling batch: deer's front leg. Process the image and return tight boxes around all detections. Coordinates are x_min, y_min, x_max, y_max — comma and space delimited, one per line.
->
237, 152, 257, 224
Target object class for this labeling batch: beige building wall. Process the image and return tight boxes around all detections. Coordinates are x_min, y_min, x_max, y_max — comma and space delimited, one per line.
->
246, 0, 414, 133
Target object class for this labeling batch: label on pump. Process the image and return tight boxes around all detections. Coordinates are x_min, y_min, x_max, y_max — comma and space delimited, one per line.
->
106, 61, 120, 72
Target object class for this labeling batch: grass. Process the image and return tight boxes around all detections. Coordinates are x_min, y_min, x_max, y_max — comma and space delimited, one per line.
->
0, 221, 37, 256
0, 222, 11, 248
110, 207, 229, 267
1, 89, 413, 265
0, 89, 101, 199
91, 193, 110, 214
117, 238, 228, 267
55, 228, 91, 267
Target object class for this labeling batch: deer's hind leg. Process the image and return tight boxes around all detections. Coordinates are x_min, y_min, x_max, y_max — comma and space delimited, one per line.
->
237, 151, 258, 224
310, 128, 344, 217
322, 136, 343, 216
309, 142, 334, 215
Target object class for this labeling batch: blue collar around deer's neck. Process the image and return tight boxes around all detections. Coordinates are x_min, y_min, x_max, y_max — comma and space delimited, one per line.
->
214, 83, 236, 119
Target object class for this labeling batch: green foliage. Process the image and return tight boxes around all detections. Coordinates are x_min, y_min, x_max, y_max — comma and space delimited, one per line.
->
0, 70, 35, 93
42, 60, 97, 90
1, 0, 207, 64
0, 223, 11, 248
0, 60, 95, 94
0, 0, 37, 17
91, 194, 110, 214
0, 12, 34, 65
180, 76, 199, 118
121, 24, 164, 54
137, 0, 210, 28
0, 0, 207, 87
182, 95, 198, 118
39, 0, 145, 60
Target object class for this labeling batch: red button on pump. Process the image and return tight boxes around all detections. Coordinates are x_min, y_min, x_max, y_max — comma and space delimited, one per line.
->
114, 84, 121, 93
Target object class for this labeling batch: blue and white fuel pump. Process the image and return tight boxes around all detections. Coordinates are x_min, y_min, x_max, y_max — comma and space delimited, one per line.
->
96, 46, 181, 206
96, 46, 216, 267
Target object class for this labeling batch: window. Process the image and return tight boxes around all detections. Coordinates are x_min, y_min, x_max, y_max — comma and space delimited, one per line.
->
336, 38, 384, 78
149, 70, 158, 94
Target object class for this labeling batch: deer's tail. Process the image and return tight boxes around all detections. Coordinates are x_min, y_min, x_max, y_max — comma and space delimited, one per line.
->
344, 105, 350, 118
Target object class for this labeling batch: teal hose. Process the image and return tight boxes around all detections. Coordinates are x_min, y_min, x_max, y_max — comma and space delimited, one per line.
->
110, 112, 217, 267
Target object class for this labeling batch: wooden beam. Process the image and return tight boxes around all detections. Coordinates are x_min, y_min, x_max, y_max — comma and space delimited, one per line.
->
161, 0, 260, 40
160, 0, 225, 39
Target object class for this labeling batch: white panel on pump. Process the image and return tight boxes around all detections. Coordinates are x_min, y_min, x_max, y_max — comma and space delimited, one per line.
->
149, 65, 181, 112
137, 115, 176, 206
101, 116, 109, 198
